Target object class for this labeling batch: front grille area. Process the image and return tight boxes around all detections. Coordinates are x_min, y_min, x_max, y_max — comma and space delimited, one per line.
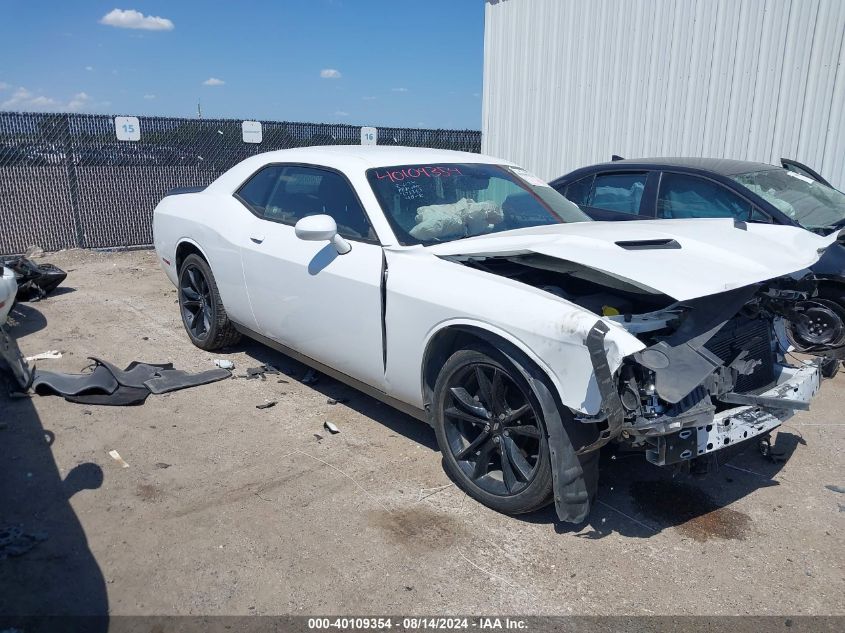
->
705, 316, 776, 393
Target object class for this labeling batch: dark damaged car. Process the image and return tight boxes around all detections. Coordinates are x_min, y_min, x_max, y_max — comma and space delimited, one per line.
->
551, 157, 845, 368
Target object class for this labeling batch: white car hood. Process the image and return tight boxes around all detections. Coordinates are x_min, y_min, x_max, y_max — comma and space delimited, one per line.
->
426, 219, 837, 301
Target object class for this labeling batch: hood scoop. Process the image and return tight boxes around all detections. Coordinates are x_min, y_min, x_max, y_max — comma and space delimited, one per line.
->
615, 239, 681, 250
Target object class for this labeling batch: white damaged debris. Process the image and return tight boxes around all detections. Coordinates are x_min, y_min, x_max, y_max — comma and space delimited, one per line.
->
108, 450, 130, 469
25, 350, 62, 362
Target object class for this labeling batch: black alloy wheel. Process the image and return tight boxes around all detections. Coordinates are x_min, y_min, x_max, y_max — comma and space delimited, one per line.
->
433, 347, 555, 515
177, 253, 241, 351
180, 262, 213, 341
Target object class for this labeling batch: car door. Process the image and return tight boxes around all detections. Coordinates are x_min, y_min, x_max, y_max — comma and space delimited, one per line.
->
655, 171, 759, 221
558, 171, 657, 221
236, 163, 386, 390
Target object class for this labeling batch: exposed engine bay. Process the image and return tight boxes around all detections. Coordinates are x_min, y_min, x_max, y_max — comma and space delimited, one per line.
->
448, 253, 842, 466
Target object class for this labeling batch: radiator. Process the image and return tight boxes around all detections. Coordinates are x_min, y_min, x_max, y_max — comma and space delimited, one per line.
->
705, 316, 776, 393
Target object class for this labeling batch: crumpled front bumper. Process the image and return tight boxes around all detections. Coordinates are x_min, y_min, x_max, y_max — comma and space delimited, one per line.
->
645, 361, 820, 466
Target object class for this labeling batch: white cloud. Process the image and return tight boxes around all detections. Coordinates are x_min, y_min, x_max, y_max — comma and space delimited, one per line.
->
143, 94, 156, 99
2, 87, 57, 110
0, 81, 9, 91
391, 87, 408, 92
334, 110, 349, 117
203, 77, 225, 86
320, 69, 342, 79
85, 66, 94, 71
67, 92, 91, 111
99, 8, 174, 31
361, 96, 376, 101
0, 86, 98, 112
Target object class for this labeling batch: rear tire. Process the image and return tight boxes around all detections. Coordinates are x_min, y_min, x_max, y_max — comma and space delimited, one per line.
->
177, 253, 241, 351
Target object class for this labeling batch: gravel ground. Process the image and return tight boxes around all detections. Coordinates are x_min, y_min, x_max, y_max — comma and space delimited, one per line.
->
1, 248, 843, 617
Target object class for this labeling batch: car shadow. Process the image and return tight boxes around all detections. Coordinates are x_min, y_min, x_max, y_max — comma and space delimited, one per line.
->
230, 338, 439, 451
38, 286, 77, 299
5, 302, 48, 338
0, 305, 108, 629
227, 338, 801, 541
519, 433, 801, 539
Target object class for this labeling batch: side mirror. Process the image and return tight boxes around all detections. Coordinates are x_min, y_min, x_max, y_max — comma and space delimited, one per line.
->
294, 214, 351, 255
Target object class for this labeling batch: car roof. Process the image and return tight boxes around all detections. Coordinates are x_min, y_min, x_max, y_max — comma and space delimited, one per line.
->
592, 157, 779, 176
208, 145, 515, 194
241, 145, 508, 169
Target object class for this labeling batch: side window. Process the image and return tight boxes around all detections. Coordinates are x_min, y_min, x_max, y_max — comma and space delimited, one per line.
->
563, 175, 594, 206
588, 172, 648, 214
236, 165, 285, 215
237, 165, 376, 241
657, 173, 751, 220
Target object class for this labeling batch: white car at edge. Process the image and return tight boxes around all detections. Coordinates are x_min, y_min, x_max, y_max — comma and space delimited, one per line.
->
0, 267, 14, 325
0, 265, 31, 390
153, 146, 834, 523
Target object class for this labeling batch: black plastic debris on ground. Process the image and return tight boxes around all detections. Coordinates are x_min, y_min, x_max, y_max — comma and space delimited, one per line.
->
242, 365, 281, 381
1, 256, 67, 301
256, 401, 277, 410
31, 357, 231, 406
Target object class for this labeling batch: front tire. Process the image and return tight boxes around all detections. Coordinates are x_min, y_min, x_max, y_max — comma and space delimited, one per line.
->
178, 253, 241, 351
432, 346, 555, 515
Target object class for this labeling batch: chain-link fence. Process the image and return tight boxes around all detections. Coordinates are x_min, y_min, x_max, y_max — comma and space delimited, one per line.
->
0, 112, 482, 255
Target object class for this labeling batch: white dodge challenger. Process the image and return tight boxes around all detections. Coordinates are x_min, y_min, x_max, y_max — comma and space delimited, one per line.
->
153, 146, 834, 523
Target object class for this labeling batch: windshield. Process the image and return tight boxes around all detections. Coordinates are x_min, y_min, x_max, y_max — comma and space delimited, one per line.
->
732, 169, 845, 231
366, 163, 590, 245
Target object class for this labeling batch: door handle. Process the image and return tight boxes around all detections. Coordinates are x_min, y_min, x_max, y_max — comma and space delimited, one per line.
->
249, 234, 265, 244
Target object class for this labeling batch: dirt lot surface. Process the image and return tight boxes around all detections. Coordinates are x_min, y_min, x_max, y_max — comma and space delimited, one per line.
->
1, 249, 843, 616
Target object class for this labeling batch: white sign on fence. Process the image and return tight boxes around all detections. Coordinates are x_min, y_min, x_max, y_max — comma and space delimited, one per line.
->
114, 116, 140, 141
242, 120, 263, 144
361, 126, 377, 145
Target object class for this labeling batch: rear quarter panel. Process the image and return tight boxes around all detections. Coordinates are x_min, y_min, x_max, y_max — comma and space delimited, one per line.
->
152, 192, 256, 329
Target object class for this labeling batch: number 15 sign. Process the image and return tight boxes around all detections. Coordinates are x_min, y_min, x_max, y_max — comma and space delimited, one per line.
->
115, 116, 141, 141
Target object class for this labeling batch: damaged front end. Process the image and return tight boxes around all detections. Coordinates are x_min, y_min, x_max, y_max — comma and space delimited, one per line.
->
448, 250, 835, 471
586, 280, 827, 467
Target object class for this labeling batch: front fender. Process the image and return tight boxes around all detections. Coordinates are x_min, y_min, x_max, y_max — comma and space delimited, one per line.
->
421, 318, 568, 409
422, 315, 645, 417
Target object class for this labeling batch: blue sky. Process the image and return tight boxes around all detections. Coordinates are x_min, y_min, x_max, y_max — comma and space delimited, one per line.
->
0, 1, 485, 129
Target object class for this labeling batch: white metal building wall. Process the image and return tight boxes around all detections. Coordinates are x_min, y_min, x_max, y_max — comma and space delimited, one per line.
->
482, 0, 845, 189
